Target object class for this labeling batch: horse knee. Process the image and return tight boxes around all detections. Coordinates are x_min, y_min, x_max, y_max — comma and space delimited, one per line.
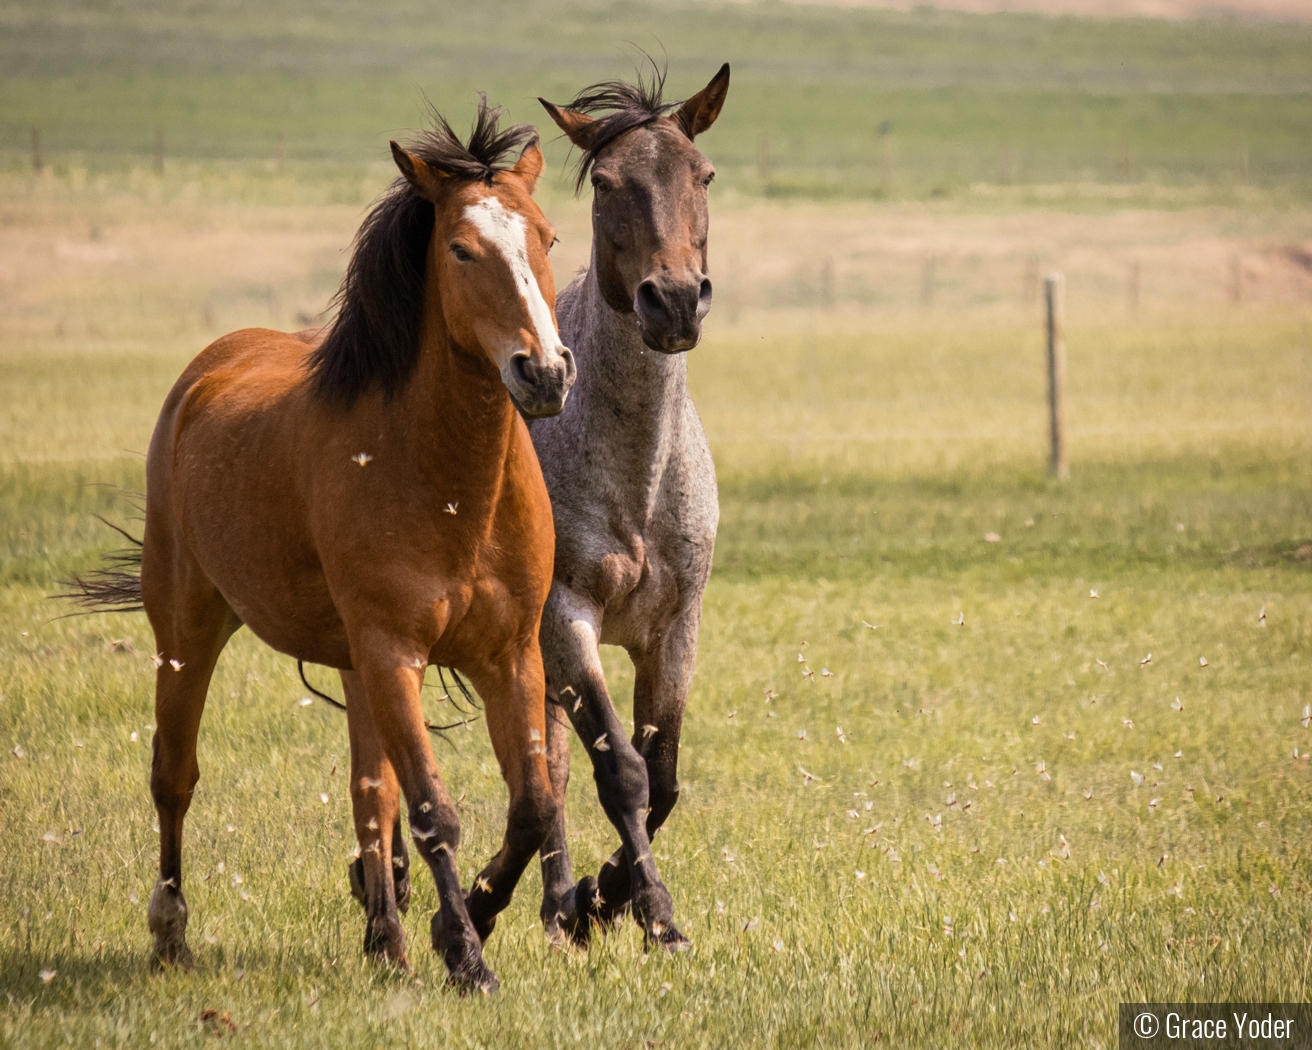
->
149, 745, 198, 811
598, 744, 649, 807
407, 798, 460, 859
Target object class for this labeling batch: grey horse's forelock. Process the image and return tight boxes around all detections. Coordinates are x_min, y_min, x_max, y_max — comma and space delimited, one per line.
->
560, 61, 683, 193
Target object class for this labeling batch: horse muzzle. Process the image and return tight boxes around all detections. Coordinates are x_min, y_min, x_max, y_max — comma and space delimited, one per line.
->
634, 276, 713, 354
502, 346, 576, 418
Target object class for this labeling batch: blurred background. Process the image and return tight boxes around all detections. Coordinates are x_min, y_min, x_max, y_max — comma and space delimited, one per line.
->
2, 0, 1310, 478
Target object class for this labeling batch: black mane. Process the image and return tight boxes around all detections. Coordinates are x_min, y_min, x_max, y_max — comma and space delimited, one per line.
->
309, 97, 536, 402
562, 60, 682, 193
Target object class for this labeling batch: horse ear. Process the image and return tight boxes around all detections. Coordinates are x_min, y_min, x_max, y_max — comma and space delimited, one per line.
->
509, 136, 545, 194
675, 63, 730, 140
538, 98, 600, 151
391, 141, 447, 195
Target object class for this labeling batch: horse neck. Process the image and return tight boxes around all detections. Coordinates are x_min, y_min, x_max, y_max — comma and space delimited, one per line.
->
568, 262, 688, 516
397, 303, 517, 505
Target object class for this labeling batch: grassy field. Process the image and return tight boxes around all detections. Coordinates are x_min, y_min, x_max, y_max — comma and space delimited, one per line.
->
3, 0, 1312, 200
2, 167, 1312, 1045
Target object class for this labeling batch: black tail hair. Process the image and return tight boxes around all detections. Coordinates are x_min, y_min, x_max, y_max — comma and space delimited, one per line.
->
55, 516, 144, 612
298, 660, 480, 740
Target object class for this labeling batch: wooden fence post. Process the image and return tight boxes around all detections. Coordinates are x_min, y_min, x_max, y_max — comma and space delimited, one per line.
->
1045, 272, 1068, 479
878, 120, 893, 192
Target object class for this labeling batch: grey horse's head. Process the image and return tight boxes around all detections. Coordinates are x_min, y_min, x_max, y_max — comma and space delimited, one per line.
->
540, 62, 729, 354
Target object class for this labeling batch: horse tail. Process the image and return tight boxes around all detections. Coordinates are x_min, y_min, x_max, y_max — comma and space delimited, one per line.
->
56, 516, 144, 613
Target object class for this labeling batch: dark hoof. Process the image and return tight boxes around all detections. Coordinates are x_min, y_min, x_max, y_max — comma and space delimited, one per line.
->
447, 960, 500, 997
147, 879, 192, 971
149, 943, 194, 972
644, 920, 693, 954
431, 912, 496, 994
363, 915, 408, 969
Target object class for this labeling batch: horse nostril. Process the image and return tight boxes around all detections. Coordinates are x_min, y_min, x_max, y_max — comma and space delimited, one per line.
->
699, 279, 712, 304
637, 281, 666, 323
512, 354, 534, 385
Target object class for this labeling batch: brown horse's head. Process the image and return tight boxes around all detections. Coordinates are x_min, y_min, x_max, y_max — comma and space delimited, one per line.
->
391, 135, 575, 417
540, 63, 729, 354
312, 101, 574, 417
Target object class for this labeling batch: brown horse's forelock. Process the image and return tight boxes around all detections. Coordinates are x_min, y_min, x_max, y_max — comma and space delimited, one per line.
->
562, 64, 683, 193
309, 98, 537, 403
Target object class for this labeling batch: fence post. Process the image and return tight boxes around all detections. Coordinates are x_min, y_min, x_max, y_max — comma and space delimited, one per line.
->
878, 120, 893, 192
1045, 272, 1068, 479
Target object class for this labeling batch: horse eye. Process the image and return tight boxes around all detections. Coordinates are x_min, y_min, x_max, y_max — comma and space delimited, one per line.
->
703, 172, 716, 187
549, 236, 560, 253
450, 244, 474, 263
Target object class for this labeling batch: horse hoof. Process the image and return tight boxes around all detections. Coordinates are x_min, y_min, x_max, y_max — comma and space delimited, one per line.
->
645, 920, 693, 954
364, 915, 408, 966
447, 960, 500, 996
431, 911, 495, 992
150, 942, 194, 972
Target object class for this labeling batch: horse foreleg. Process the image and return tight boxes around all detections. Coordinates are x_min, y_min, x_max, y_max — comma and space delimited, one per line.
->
340, 670, 409, 967
461, 649, 557, 946
538, 688, 577, 946
143, 562, 237, 970
353, 645, 496, 994
539, 587, 683, 951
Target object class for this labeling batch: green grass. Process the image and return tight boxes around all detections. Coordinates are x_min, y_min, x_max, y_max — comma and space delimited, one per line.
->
2, 300, 1311, 1045
3, 0, 1312, 200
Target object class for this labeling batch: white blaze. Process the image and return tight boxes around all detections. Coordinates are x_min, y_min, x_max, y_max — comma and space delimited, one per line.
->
463, 196, 563, 358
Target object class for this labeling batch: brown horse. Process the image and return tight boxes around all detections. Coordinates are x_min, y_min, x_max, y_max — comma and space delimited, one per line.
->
67, 101, 574, 993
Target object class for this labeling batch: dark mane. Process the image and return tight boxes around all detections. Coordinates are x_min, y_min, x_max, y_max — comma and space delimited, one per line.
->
562, 60, 682, 193
309, 97, 536, 402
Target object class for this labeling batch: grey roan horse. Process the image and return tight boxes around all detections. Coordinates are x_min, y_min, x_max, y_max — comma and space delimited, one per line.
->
531, 62, 730, 950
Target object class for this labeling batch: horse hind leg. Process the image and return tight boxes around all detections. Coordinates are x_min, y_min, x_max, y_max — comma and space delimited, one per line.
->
341, 670, 408, 966
538, 687, 579, 946
607, 608, 701, 951
143, 557, 239, 969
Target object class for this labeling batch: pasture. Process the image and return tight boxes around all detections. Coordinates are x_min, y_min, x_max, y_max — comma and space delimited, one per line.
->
2, 169, 1311, 1046
3, 0, 1312, 1044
